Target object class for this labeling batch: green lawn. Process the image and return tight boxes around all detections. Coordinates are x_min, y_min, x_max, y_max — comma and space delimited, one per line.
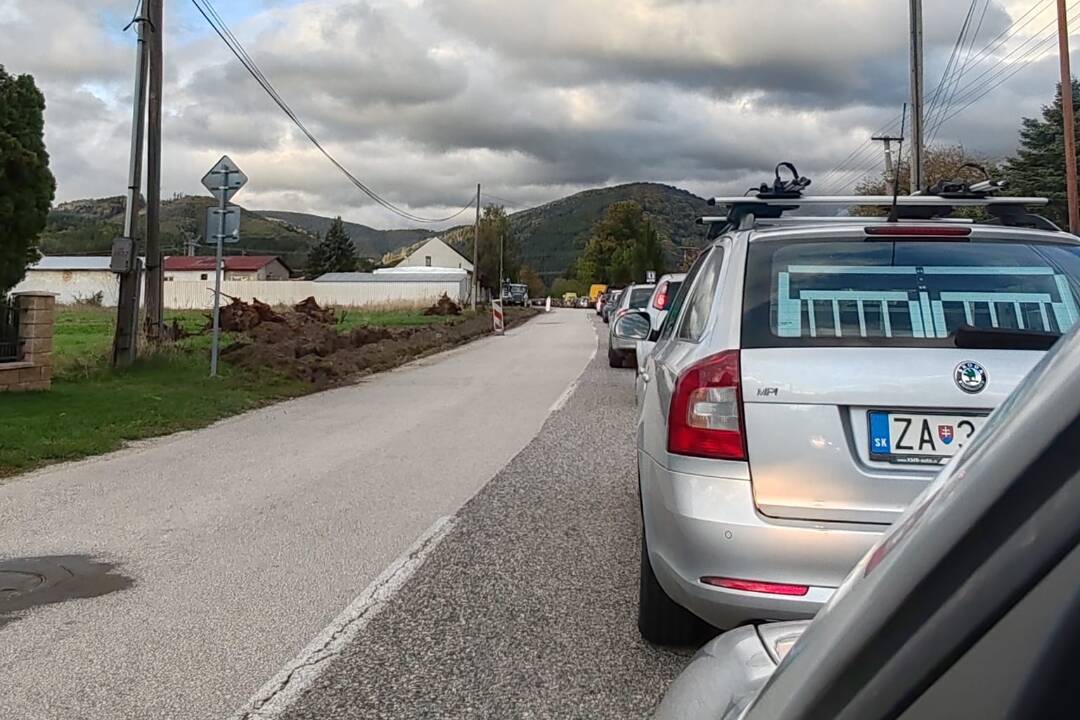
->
1, 304, 454, 479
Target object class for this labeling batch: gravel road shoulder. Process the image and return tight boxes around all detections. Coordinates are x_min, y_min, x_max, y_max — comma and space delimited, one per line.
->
280, 315, 691, 719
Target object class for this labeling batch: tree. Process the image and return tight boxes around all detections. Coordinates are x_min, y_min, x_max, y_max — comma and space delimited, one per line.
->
519, 264, 546, 297
574, 200, 668, 286
0, 66, 55, 295
854, 144, 1002, 218
306, 216, 357, 277
1005, 80, 1080, 229
632, 219, 666, 281
550, 277, 587, 297
462, 205, 520, 293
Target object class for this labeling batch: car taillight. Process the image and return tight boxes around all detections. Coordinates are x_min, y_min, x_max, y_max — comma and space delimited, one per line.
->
653, 282, 669, 310
667, 350, 746, 460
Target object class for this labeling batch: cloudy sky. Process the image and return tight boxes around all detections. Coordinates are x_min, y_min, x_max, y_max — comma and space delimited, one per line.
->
0, 0, 1073, 228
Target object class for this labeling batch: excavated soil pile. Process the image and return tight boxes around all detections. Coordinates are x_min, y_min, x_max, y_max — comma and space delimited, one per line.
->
423, 293, 462, 316
221, 300, 539, 386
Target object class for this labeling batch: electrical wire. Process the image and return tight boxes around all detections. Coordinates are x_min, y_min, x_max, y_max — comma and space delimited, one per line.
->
189, 0, 477, 225
927, 0, 1064, 140
926, 0, 980, 123
932, 2, 1080, 134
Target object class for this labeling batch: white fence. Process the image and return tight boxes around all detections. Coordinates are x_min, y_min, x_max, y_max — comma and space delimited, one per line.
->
163, 278, 469, 310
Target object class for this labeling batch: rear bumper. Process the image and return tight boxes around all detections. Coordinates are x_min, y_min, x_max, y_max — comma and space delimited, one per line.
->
609, 334, 637, 352
639, 452, 883, 628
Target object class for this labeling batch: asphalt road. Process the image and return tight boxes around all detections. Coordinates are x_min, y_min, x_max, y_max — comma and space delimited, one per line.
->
278, 315, 690, 720
0, 309, 596, 720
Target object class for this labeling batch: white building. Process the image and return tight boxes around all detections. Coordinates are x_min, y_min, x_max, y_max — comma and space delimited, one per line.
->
13, 256, 121, 305
396, 237, 474, 275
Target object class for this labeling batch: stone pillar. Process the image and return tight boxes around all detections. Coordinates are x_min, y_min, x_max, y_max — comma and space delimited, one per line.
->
0, 292, 56, 392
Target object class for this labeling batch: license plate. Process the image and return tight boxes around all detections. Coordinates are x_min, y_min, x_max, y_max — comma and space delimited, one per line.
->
868, 412, 985, 465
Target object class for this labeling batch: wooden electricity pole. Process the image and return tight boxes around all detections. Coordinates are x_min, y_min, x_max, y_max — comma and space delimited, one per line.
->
1057, 0, 1080, 234
472, 184, 480, 311
145, 0, 165, 341
872, 134, 905, 196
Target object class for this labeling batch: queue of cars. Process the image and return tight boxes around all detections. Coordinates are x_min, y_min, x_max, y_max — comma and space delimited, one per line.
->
607, 182, 1080, 715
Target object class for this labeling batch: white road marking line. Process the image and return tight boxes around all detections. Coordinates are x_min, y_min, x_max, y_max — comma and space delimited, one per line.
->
227, 516, 456, 720
547, 323, 598, 415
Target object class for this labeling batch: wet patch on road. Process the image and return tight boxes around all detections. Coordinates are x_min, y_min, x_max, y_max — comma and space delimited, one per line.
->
0, 556, 133, 628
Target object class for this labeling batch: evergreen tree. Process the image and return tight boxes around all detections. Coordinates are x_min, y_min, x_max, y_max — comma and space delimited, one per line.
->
306, 216, 357, 277
0, 66, 56, 295
1005, 80, 1080, 228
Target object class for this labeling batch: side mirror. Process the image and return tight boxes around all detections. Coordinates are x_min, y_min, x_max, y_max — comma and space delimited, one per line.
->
614, 311, 652, 341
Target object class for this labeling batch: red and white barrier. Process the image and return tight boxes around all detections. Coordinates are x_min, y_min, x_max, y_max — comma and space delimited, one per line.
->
492, 299, 505, 335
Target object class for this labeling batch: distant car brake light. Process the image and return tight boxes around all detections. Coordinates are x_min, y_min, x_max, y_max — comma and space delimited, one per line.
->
864, 226, 972, 237
653, 282, 670, 310
701, 576, 809, 596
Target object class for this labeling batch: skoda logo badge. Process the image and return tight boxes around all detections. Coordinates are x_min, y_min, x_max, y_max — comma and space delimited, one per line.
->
955, 361, 988, 394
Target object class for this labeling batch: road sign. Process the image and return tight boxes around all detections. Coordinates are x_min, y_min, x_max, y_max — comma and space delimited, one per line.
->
201, 155, 248, 203
206, 206, 241, 244
202, 155, 247, 378
646, 270, 657, 284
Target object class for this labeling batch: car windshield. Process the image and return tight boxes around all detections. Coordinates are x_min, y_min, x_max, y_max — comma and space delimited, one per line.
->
628, 287, 655, 309
743, 239, 1080, 348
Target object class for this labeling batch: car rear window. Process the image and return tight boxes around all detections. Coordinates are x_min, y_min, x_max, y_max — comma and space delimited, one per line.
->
742, 239, 1080, 348
629, 287, 654, 308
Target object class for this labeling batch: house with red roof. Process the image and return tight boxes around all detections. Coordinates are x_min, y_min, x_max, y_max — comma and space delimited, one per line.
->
163, 256, 291, 282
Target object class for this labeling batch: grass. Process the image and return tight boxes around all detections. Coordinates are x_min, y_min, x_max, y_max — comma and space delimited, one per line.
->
1, 303, 458, 479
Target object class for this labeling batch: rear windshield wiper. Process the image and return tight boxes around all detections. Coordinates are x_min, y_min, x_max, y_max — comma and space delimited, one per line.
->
953, 325, 1060, 351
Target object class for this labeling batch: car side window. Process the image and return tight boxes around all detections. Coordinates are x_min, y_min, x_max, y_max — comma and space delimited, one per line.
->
660, 249, 712, 341
676, 247, 724, 342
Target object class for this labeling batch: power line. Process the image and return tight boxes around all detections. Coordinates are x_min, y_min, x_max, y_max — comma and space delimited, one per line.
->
927, 0, 1065, 140
189, 0, 476, 225
932, 2, 1080, 133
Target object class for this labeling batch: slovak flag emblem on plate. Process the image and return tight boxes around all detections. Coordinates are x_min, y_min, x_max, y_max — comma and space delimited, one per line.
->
938, 425, 955, 445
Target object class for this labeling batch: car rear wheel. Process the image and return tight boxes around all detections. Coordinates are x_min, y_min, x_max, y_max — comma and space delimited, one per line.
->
638, 533, 708, 646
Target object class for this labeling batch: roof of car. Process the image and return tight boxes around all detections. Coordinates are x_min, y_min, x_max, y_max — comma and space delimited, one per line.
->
737, 221, 1080, 245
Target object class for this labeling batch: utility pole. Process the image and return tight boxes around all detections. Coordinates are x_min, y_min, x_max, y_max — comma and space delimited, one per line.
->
1057, 0, 1080, 233
499, 231, 504, 296
112, 3, 151, 368
909, 0, 925, 194
144, 0, 164, 342
872, 134, 905, 196
472, 183, 480, 311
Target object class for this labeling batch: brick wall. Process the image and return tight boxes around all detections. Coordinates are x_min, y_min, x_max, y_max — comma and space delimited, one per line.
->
0, 292, 55, 392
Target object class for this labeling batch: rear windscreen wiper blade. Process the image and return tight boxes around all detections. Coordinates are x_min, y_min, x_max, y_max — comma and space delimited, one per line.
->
953, 325, 1060, 351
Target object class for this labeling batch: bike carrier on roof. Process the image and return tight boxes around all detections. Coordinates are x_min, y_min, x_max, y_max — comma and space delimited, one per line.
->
699, 162, 1061, 237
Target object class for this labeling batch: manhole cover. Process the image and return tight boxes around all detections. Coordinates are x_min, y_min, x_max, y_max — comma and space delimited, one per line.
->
0, 570, 46, 598
0, 556, 133, 628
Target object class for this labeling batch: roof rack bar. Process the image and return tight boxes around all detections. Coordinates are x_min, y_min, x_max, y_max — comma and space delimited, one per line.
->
707, 195, 1049, 208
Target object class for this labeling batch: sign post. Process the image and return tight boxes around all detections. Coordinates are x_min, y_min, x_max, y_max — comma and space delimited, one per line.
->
201, 155, 247, 377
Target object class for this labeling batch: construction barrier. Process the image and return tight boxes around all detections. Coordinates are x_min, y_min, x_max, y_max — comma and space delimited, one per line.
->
492, 299, 505, 335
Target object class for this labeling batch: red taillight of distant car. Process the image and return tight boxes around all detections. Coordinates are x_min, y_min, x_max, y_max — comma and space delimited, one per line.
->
668, 350, 746, 461
653, 282, 669, 310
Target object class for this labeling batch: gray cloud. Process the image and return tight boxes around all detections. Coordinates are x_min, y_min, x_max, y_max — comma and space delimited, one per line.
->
0, 0, 1068, 229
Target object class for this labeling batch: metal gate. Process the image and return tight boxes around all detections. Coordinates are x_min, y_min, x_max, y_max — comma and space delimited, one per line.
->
0, 301, 19, 362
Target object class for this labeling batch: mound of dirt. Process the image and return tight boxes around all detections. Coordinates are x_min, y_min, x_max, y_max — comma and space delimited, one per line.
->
223, 307, 540, 387
423, 294, 462, 316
